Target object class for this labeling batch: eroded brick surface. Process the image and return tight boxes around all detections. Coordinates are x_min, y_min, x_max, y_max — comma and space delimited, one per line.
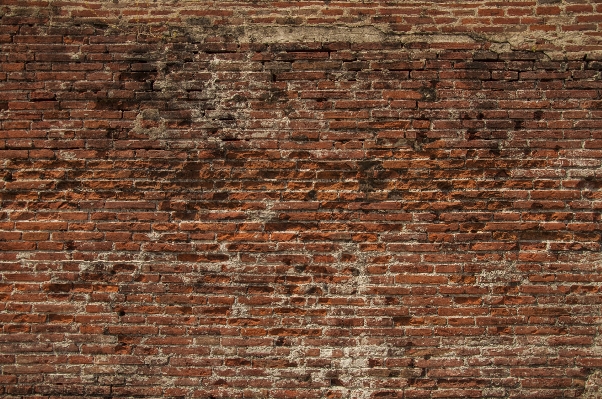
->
1, 1, 602, 398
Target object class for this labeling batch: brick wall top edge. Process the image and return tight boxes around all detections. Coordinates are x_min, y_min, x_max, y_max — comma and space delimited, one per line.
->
3, 0, 602, 57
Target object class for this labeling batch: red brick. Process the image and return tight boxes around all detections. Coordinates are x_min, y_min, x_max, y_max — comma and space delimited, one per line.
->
1, 2, 601, 397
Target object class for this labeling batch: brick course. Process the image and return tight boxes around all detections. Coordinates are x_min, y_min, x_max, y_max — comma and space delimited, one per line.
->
1, 1, 602, 398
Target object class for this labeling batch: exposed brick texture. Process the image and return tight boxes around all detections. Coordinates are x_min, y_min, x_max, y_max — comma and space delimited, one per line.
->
1, 1, 602, 398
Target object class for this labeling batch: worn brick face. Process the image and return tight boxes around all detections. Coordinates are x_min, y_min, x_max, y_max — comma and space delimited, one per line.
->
1, 0, 602, 398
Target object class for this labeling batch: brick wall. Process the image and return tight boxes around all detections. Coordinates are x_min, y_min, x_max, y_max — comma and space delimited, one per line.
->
1, 1, 602, 398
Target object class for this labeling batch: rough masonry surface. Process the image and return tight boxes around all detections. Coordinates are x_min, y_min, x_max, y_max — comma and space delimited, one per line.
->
1, 0, 602, 398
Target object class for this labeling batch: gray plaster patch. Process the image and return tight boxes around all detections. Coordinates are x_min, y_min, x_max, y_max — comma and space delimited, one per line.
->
187, 24, 478, 45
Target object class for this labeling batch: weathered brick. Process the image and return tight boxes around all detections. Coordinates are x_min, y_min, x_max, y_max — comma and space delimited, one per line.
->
1, 1, 601, 398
